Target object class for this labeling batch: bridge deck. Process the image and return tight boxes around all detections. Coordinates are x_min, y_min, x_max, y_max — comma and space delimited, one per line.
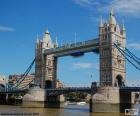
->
120, 87, 140, 92
0, 86, 140, 95
0, 89, 28, 94
46, 87, 91, 96
44, 39, 99, 57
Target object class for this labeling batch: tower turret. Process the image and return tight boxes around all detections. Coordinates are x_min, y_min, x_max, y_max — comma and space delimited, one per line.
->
109, 8, 116, 25
122, 23, 126, 38
99, 8, 126, 87
43, 30, 53, 49
54, 36, 58, 48
100, 16, 103, 28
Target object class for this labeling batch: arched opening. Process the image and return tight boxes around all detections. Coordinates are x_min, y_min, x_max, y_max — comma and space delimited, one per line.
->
0, 84, 5, 89
45, 80, 52, 89
116, 75, 123, 87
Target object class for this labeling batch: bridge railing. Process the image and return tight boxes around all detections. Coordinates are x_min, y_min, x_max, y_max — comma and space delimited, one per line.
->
62, 82, 111, 88
63, 83, 91, 88
44, 38, 99, 54
125, 81, 140, 87
0, 87, 28, 92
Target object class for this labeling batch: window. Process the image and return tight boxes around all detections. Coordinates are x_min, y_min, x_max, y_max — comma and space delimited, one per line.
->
48, 68, 52, 75
48, 60, 51, 66
114, 26, 116, 31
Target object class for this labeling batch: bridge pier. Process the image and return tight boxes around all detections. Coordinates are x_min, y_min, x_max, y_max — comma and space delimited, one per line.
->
0, 94, 7, 104
22, 87, 46, 107
119, 91, 132, 112
45, 95, 65, 108
90, 86, 132, 113
22, 87, 65, 108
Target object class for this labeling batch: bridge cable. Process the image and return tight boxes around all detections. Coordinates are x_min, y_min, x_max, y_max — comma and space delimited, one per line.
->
114, 43, 140, 70
126, 48, 140, 64
14, 58, 35, 88
114, 43, 140, 66
10, 58, 35, 89
19, 79, 34, 89
12, 51, 44, 89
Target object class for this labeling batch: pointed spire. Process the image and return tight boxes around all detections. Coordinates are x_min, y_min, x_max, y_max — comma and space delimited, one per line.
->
43, 29, 51, 42
121, 21, 126, 38
45, 29, 50, 34
122, 21, 126, 31
54, 36, 58, 48
36, 33, 39, 43
110, 7, 115, 16
100, 16, 103, 27
109, 7, 116, 25
36, 38, 39, 43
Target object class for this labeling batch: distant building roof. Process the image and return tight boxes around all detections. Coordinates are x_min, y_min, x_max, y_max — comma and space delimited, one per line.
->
0, 75, 6, 85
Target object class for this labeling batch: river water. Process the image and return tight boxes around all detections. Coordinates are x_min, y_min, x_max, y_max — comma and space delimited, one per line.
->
0, 104, 134, 116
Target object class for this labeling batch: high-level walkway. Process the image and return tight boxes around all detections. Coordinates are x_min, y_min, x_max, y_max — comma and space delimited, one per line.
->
44, 38, 99, 57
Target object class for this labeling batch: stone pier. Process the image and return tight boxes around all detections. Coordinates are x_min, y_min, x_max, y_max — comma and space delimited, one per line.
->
90, 86, 132, 113
0, 94, 8, 104
22, 87, 65, 108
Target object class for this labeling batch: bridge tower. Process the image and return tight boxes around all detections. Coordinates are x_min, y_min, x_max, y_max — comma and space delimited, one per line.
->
91, 9, 128, 113
35, 30, 58, 89
99, 9, 126, 87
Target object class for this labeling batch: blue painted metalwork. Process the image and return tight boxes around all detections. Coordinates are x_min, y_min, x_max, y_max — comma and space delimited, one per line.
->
46, 87, 91, 96
0, 88, 28, 94
70, 51, 84, 57
1, 86, 140, 96
92, 48, 99, 54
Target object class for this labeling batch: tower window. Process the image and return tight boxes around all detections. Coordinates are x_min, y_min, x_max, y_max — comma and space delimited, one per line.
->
105, 27, 107, 32
48, 60, 52, 66
114, 26, 116, 31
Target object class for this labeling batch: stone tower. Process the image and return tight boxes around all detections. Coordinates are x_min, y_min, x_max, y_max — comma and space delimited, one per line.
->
35, 30, 58, 89
99, 9, 126, 86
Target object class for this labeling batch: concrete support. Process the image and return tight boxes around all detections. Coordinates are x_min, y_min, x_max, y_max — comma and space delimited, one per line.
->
120, 91, 132, 112
90, 87, 120, 112
0, 94, 7, 104
22, 87, 65, 108
45, 95, 65, 108
90, 86, 132, 113
22, 87, 46, 107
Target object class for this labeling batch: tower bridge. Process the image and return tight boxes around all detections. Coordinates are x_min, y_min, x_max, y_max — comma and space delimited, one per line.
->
32, 8, 130, 112
1, 9, 140, 113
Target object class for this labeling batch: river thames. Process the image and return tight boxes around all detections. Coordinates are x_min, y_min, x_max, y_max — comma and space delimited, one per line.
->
0, 104, 138, 116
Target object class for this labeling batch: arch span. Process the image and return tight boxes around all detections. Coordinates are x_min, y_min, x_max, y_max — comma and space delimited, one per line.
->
0, 84, 5, 89
46, 87, 91, 96
116, 75, 124, 87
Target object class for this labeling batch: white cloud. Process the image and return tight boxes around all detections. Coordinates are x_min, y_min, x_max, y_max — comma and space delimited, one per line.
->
73, 62, 92, 68
73, 0, 101, 8
127, 43, 140, 50
72, 62, 98, 69
73, 0, 140, 17
110, 0, 140, 16
0, 26, 15, 32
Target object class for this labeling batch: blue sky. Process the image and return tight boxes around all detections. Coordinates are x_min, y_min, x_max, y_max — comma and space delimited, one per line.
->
0, 0, 140, 84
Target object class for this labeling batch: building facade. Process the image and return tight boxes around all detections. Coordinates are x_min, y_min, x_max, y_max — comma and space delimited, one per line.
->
0, 75, 6, 88
8, 74, 35, 89
35, 30, 58, 89
99, 9, 126, 86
